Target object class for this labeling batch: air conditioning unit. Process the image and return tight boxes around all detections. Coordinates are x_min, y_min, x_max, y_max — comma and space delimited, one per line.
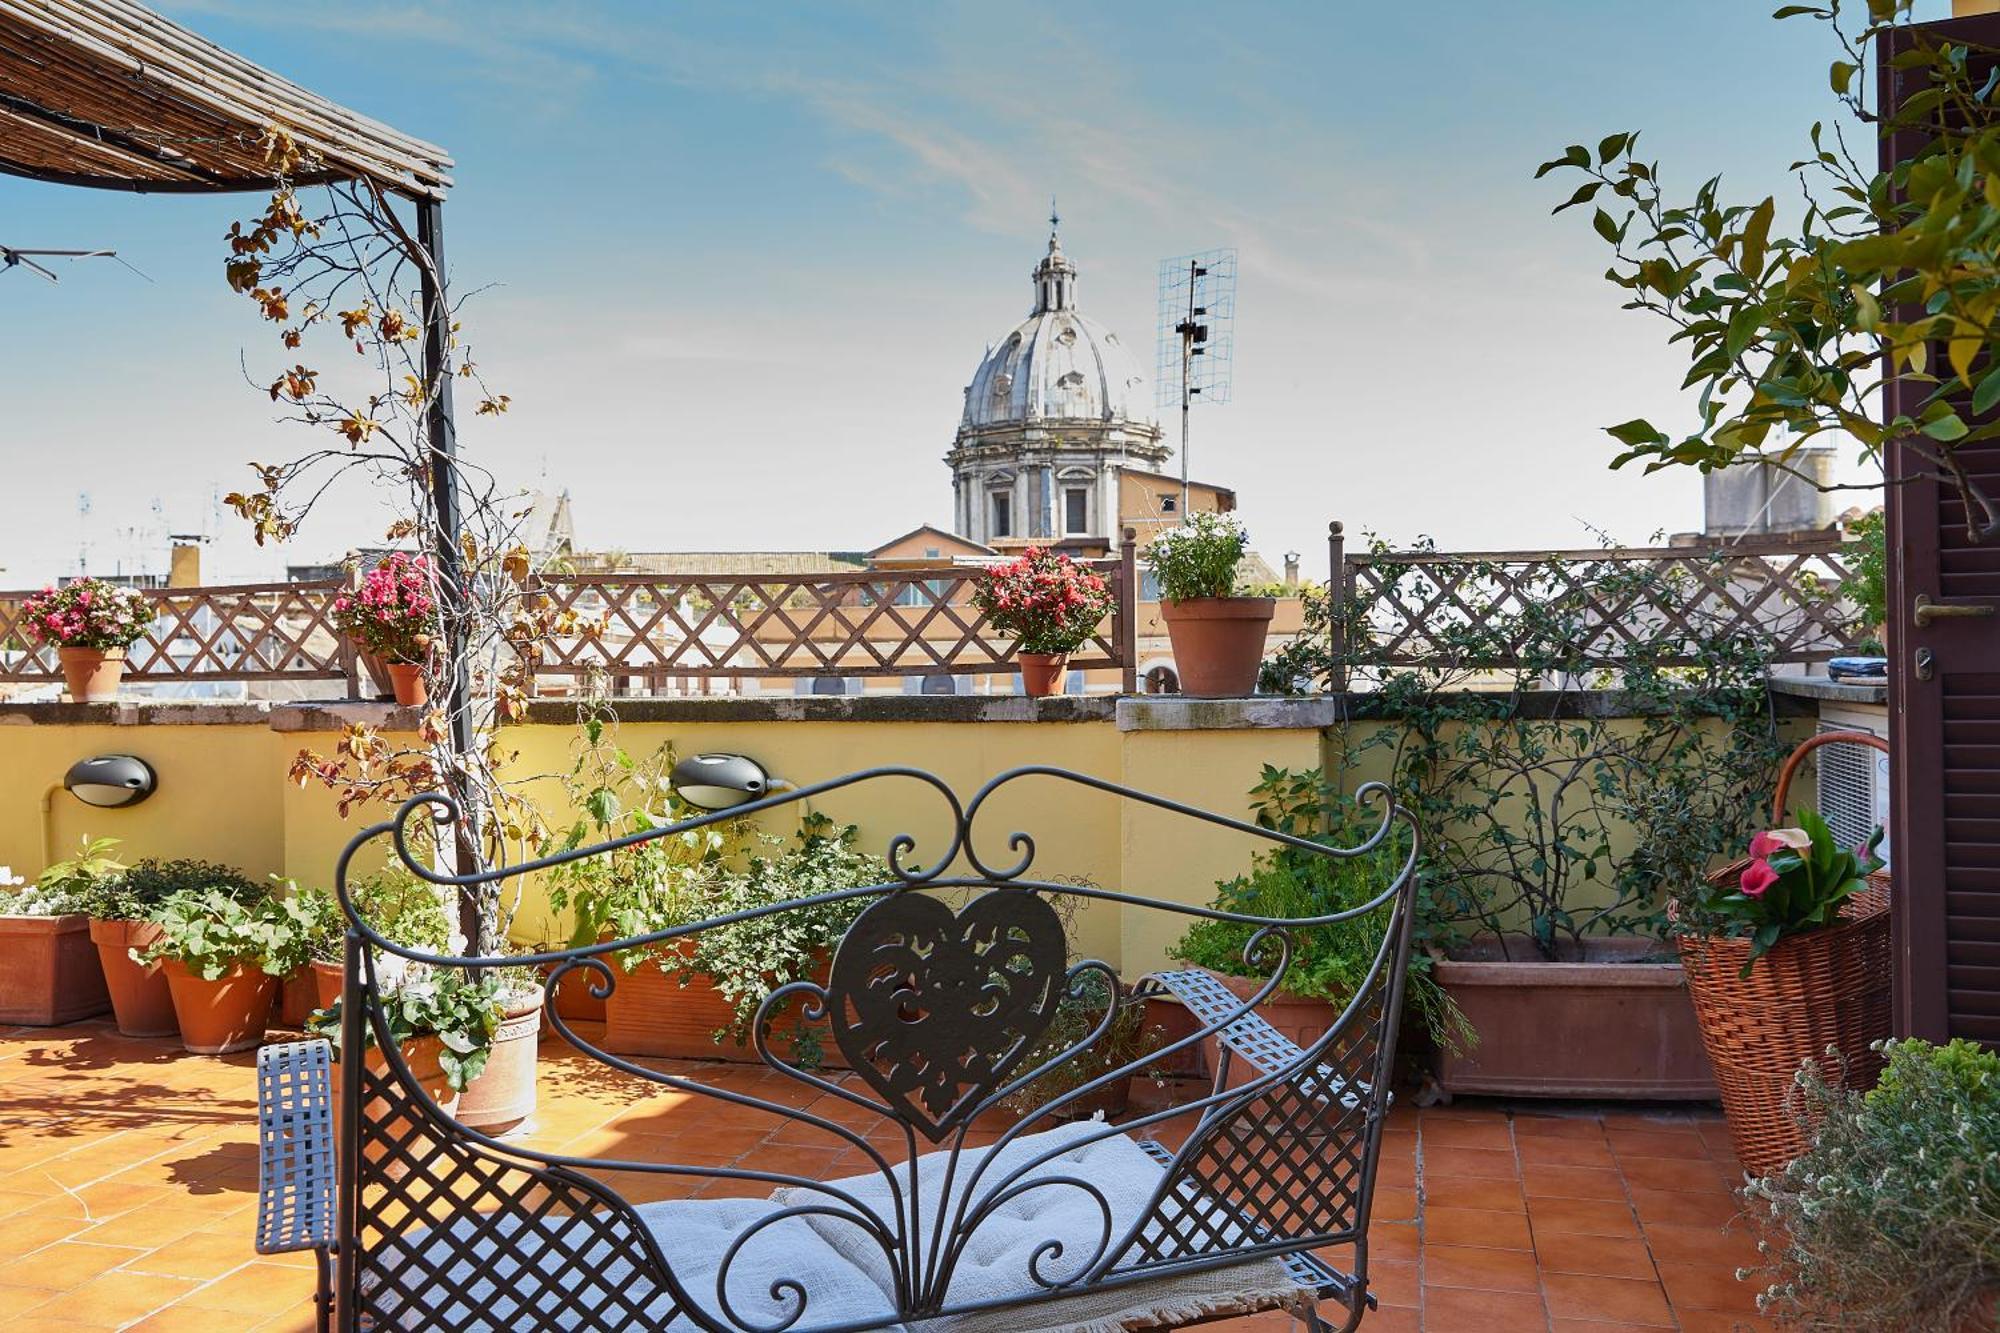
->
1814, 708, 1890, 861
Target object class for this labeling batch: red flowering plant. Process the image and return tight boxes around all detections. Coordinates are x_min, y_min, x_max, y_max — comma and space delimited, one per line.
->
20, 578, 156, 651
1684, 809, 1885, 972
971, 547, 1115, 656
332, 553, 438, 663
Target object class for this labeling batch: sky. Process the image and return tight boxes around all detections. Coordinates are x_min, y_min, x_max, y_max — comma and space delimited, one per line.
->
0, 1, 1943, 586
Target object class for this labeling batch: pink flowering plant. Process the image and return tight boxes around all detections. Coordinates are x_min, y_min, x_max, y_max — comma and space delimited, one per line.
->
971, 547, 1114, 656
20, 578, 156, 651
1690, 809, 1885, 971
332, 553, 438, 663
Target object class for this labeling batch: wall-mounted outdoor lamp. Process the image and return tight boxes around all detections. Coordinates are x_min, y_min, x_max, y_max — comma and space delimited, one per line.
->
63, 754, 157, 809
669, 753, 792, 811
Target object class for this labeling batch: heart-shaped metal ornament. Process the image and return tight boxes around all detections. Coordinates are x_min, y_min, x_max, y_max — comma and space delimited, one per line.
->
827, 891, 1067, 1141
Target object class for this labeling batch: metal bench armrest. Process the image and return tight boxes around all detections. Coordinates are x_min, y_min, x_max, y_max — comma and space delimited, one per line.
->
1148, 968, 1374, 1105
255, 1039, 337, 1257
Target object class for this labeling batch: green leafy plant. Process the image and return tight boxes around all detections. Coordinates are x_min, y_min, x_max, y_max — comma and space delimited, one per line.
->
1847, 510, 1887, 651
134, 888, 311, 981
999, 970, 1168, 1118
540, 704, 742, 962
1742, 1038, 2000, 1330
1170, 766, 1468, 1049
28, 836, 125, 916
309, 967, 504, 1092
684, 812, 886, 1065
1146, 510, 1251, 602
343, 867, 454, 954
1681, 811, 1884, 972
75, 856, 263, 921
1542, 2, 2000, 545
275, 881, 346, 964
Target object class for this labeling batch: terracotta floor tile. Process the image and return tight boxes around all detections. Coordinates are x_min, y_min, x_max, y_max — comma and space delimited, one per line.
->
1512, 1112, 1607, 1139
1421, 1174, 1524, 1212
1604, 1127, 1709, 1160
1533, 1230, 1657, 1280
1422, 1205, 1534, 1250
1362, 1257, 1420, 1308
1656, 1259, 1763, 1314
1627, 1186, 1745, 1228
1516, 1133, 1618, 1167
1423, 1242, 1541, 1293
1421, 1144, 1519, 1179
1419, 1116, 1515, 1151
17, 1269, 199, 1326
1367, 1221, 1420, 1263
0, 1284, 64, 1318
1549, 1321, 1673, 1332
1521, 1164, 1630, 1201
1617, 1153, 1732, 1194
1540, 1271, 1676, 1326
1421, 1283, 1547, 1330
1529, 1195, 1642, 1238
173, 1261, 315, 1316
119, 1229, 261, 1280
1370, 1185, 1420, 1222
1641, 1219, 1763, 1268
0, 1240, 145, 1291
1674, 1309, 1778, 1331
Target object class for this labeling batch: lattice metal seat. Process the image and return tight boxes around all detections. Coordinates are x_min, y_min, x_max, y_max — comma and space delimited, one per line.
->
256, 1039, 337, 1332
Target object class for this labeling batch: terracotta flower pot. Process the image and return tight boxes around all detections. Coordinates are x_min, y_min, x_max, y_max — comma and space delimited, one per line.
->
160, 958, 275, 1055
1017, 651, 1068, 697
1160, 597, 1275, 697
58, 646, 125, 702
312, 959, 345, 1012
89, 917, 178, 1037
275, 967, 320, 1029
385, 661, 427, 708
454, 985, 545, 1136
0, 914, 110, 1025
333, 1035, 461, 1182
1432, 936, 1717, 1100
543, 957, 607, 1023
355, 648, 395, 701
602, 943, 840, 1065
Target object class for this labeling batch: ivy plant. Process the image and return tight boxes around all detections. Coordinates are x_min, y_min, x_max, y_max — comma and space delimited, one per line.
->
308, 967, 504, 1092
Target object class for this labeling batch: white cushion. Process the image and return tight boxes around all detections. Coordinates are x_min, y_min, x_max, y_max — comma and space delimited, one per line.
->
776, 1121, 1305, 1333
366, 1194, 907, 1331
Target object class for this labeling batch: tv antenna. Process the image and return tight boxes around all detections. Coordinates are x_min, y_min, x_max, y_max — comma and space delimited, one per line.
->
1157, 249, 1236, 516
1, 245, 149, 283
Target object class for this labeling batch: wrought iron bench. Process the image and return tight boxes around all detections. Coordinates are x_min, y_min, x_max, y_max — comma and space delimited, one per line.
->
256, 765, 1419, 1332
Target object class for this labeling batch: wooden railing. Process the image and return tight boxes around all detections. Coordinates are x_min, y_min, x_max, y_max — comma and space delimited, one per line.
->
0, 541, 1142, 694
0, 579, 351, 684
1328, 530, 1861, 681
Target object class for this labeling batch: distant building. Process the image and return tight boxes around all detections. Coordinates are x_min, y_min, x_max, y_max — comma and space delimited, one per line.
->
1700, 446, 1837, 538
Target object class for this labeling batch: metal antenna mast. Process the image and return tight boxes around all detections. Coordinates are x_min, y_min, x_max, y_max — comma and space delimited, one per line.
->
1157, 249, 1236, 517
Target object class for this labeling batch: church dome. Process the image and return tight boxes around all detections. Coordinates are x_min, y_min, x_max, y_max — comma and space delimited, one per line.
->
960, 230, 1155, 431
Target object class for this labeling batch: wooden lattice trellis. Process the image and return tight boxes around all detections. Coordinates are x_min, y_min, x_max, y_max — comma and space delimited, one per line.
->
1338, 536, 1861, 670
530, 558, 1134, 685
0, 579, 349, 683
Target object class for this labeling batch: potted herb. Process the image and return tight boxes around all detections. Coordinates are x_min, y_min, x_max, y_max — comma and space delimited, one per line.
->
331, 552, 438, 707
135, 887, 312, 1054
1169, 768, 1466, 1082
80, 855, 263, 1038
310, 968, 504, 1178
1743, 1038, 1999, 1331
1146, 511, 1272, 697
19, 577, 157, 702
970, 547, 1114, 696
0, 860, 109, 1026
1677, 807, 1890, 1175
603, 814, 884, 1068
999, 972, 1167, 1121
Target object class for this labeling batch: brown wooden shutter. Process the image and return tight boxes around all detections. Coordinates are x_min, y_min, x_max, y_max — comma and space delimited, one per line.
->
1882, 16, 2000, 1046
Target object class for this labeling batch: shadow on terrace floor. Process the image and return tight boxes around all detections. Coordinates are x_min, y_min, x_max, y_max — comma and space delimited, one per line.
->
0, 1018, 1775, 1332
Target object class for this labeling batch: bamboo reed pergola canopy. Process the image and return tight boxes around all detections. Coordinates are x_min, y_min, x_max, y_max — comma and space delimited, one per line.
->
0, 0, 452, 198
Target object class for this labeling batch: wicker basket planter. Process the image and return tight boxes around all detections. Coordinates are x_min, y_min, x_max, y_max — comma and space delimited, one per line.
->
1678, 881, 1891, 1177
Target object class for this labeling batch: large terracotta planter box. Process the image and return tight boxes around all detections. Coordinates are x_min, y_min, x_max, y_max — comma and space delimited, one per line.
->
0, 914, 111, 1025
1434, 936, 1717, 1100
601, 948, 839, 1067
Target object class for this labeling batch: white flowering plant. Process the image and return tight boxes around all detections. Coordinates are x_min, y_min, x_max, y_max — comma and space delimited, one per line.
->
1145, 511, 1251, 602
